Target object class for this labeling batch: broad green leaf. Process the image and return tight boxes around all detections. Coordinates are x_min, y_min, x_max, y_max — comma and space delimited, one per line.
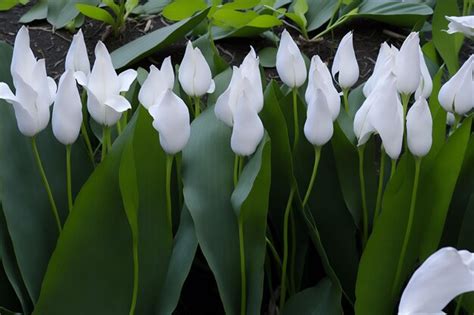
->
207, 67, 233, 106
19, 0, 47, 23
0, 0, 21, 11
182, 107, 240, 314
0, 209, 31, 314
0, 262, 21, 313
0, 306, 21, 315
231, 136, 271, 314
162, 0, 207, 21
133, 0, 170, 14
156, 206, 198, 315
75, 3, 115, 25
282, 278, 342, 315
212, 14, 281, 39
34, 108, 174, 314
306, 0, 339, 31
125, 0, 139, 13
111, 8, 210, 69
432, 0, 463, 75
48, 0, 99, 28
213, 9, 259, 29
355, 118, 472, 314
0, 42, 92, 304
355, 1, 433, 27
221, 0, 260, 10
286, 0, 308, 31
103, 0, 121, 16
258, 47, 277, 68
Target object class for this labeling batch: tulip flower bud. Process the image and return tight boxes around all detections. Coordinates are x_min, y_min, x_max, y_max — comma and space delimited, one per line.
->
139, 57, 174, 110
364, 42, 398, 97
446, 15, 474, 38
304, 88, 334, 147
415, 48, 433, 99
399, 247, 474, 315
78, 42, 137, 126
240, 47, 263, 112
178, 41, 215, 97
230, 78, 264, 156
52, 71, 83, 145
406, 97, 432, 158
306, 55, 340, 121
332, 31, 359, 90
65, 29, 90, 79
394, 32, 421, 95
148, 89, 190, 155
438, 55, 474, 115
276, 29, 307, 88
0, 26, 57, 137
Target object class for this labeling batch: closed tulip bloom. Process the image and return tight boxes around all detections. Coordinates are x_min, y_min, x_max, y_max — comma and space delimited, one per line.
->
276, 29, 307, 88
398, 247, 474, 315
52, 71, 83, 145
438, 55, 474, 115
304, 88, 334, 146
306, 55, 340, 121
178, 41, 215, 97
139, 57, 174, 109
446, 15, 474, 38
332, 31, 359, 90
148, 89, 190, 154
394, 32, 421, 95
239, 47, 263, 112
65, 29, 90, 78
364, 42, 398, 97
0, 26, 56, 137
78, 42, 137, 126
230, 78, 264, 156
406, 97, 432, 157
415, 48, 433, 99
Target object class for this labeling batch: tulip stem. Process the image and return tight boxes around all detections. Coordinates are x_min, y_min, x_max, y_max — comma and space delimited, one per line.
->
194, 96, 201, 118
292, 88, 299, 152
31, 137, 62, 233
358, 145, 369, 247
374, 147, 386, 220
280, 186, 295, 311
165, 155, 174, 229
302, 146, 322, 207
66, 145, 73, 213
342, 88, 350, 114
266, 236, 282, 269
238, 217, 247, 315
234, 155, 240, 187
129, 233, 139, 315
455, 294, 464, 315
80, 91, 95, 166
101, 127, 109, 162
390, 159, 397, 180
392, 158, 421, 298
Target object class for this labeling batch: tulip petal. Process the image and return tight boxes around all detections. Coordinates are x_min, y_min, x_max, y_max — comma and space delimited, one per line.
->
406, 97, 432, 157
415, 48, 433, 99
74, 71, 88, 87
11, 26, 37, 86
88, 41, 120, 103
304, 89, 333, 146
446, 16, 474, 37
118, 69, 137, 92
87, 91, 122, 126
65, 29, 90, 76
207, 79, 216, 94
276, 29, 307, 88
0, 82, 17, 104
178, 41, 195, 96
52, 70, 83, 145
399, 247, 474, 315
394, 32, 421, 95
332, 31, 359, 89
215, 66, 241, 127
105, 94, 132, 113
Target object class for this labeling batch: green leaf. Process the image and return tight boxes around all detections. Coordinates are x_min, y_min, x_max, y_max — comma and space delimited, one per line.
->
212, 14, 282, 39
282, 278, 342, 315
103, 0, 121, 16
19, 0, 47, 23
162, 0, 207, 21
0, 0, 20, 11
286, 0, 308, 31
231, 136, 272, 314
48, 0, 99, 28
221, 0, 260, 10
111, 8, 210, 69
0, 42, 93, 304
133, 0, 170, 14
75, 3, 116, 25
125, 0, 139, 13
0, 261, 21, 313
0, 306, 21, 315
34, 108, 174, 314
355, 1, 433, 27
258, 47, 277, 68
306, 0, 339, 32
432, 0, 463, 75
213, 9, 259, 29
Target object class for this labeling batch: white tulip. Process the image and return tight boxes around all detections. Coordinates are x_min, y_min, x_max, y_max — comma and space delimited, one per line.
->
364, 42, 398, 97
65, 29, 90, 79
446, 15, 474, 38
355, 74, 404, 160
215, 47, 263, 127
306, 55, 340, 121
148, 89, 190, 155
0, 26, 56, 137
438, 55, 474, 115
276, 29, 307, 88
332, 31, 359, 90
78, 41, 137, 126
178, 41, 215, 97
406, 97, 432, 158
304, 88, 334, 146
230, 78, 264, 156
415, 48, 433, 99
399, 247, 474, 315
394, 32, 421, 95
52, 71, 83, 145
446, 112, 456, 126
139, 57, 174, 110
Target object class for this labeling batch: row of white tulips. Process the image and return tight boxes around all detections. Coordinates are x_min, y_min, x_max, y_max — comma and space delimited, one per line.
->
0, 25, 473, 314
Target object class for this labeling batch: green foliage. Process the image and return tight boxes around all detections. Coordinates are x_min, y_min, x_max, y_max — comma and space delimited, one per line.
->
0, 0, 28, 11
